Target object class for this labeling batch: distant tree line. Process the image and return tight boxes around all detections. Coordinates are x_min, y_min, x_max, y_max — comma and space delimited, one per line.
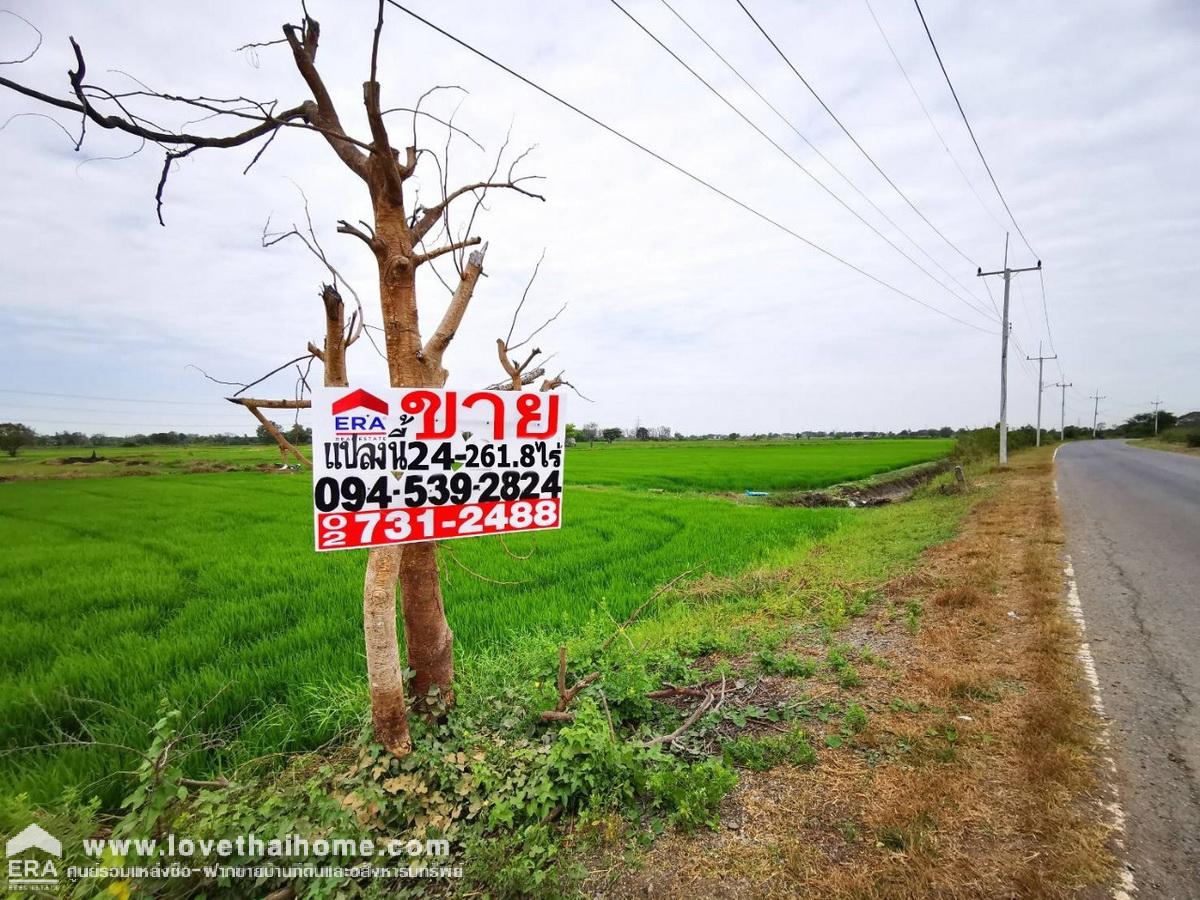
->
1106, 409, 1200, 447
0, 422, 313, 456
12, 410, 1195, 462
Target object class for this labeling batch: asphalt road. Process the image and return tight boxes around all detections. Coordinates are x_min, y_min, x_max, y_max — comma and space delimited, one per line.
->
1057, 440, 1200, 898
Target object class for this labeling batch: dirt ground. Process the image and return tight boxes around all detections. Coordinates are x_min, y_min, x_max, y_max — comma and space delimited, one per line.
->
596, 450, 1118, 899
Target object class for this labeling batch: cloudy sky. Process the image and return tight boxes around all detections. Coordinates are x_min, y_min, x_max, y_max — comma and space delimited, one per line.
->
1, 0, 1196, 436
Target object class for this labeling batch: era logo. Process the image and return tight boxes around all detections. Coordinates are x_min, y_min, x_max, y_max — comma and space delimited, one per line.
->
5, 823, 60, 891
332, 389, 389, 435
334, 414, 387, 434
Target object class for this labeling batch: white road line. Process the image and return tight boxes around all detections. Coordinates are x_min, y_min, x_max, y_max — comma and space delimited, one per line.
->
1056, 449, 1135, 896
1063, 553, 1137, 899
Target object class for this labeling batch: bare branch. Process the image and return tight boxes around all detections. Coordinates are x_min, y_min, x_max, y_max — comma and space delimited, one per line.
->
369, 0, 384, 86
508, 302, 566, 354
319, 283, 348, 386
194, 354, 314, 399
411, 176, 546, 243
505, 249, 545, 346
187, 362, 250, 391
599, 568, 698, 653
0, 111, 74, 144
227, 398, 311, 410
380, 106, 482, 152
539, 645, 600, 721
75, 134, 147, 174
0, 10, 42, 66
484, 366, 545, 391
0, 37, 309, 146
639, 687, 717, 748
439, 542, 529, 585
281, 16, 369, 180
243, 403, 311, 468
423, 243, 488, 367
233, 38, 288, 54
261, 184, 366, 348
540, 371, 593, 401
337, 219, 384, 255
154, 146, 199, 225
454, 126, 510, 273
242, 126, 280, 174
414, 235, 480, 266
496, 339, 535, 391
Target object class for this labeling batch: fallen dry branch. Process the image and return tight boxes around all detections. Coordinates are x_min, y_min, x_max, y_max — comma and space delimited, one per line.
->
641, 675, 726, 748
539, 645, 601, 722
646, 683, 713, 700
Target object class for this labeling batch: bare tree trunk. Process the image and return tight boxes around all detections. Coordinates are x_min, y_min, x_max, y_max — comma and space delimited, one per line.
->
399, 542, 455, 707
372, 199, 457, 710
363, 546, 411, 753
322, 268, 414, 752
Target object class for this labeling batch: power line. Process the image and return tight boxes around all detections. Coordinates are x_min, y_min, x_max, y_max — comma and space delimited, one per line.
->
978, 275, 1001, 318
906, 0, 1065, 383
609, 0, 996, 324
1038, 266, 1059, 365
862, 0, 1005, 234
1013, 275, 1039, 347
0, 388, 225, 406
912, 0, 1065, 391
655, 0, 996, 318
734, 0, 977, 267
910, 0, 1038, 258
384, 0, 996, 335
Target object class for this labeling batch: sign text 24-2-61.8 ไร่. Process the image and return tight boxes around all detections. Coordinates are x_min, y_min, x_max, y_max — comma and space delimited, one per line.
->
310, 387, 565, 551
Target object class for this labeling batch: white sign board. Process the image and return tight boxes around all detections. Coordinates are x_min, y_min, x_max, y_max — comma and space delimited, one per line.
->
310, 387, 565, 551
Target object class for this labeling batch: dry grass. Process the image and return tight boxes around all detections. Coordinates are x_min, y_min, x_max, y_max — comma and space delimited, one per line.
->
596, 450, 1116, 899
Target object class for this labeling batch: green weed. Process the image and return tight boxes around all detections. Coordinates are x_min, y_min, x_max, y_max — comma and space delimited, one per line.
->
754, 649, 816, 678
722, 726, 817, 771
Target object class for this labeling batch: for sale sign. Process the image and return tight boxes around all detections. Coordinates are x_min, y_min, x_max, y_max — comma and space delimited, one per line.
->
310, 387, 565, 551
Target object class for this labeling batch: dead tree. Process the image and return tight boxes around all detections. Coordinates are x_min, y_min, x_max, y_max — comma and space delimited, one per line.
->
0, 4, 550, 755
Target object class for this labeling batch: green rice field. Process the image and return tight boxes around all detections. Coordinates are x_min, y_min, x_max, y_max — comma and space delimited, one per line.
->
0, 438, 952, 805
566, 438, 955, 491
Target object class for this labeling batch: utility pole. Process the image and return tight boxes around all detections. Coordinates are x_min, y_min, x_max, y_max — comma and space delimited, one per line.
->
1053, 381, 1072, 442
1027, 340, 1058, 446
978, 234, 1042, 465
1090, 390, 1106, 438
1151, 397, 1163, 435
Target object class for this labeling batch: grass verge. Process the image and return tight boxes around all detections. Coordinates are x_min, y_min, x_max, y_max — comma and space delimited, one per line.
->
1127, 436, 1200, 457
596, 449, 1116, 898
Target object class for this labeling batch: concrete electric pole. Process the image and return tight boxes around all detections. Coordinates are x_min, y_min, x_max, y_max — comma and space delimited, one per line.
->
1026, 340, 1058, 446
1090, 391, 1106, 438
1151, 397, 1163, 435
978, 234, 1042, 465
1053, 382, 1072, 442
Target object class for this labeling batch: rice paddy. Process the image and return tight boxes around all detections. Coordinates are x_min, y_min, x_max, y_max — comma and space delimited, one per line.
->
0, 438, 952, 804
565, 438, 955, 491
